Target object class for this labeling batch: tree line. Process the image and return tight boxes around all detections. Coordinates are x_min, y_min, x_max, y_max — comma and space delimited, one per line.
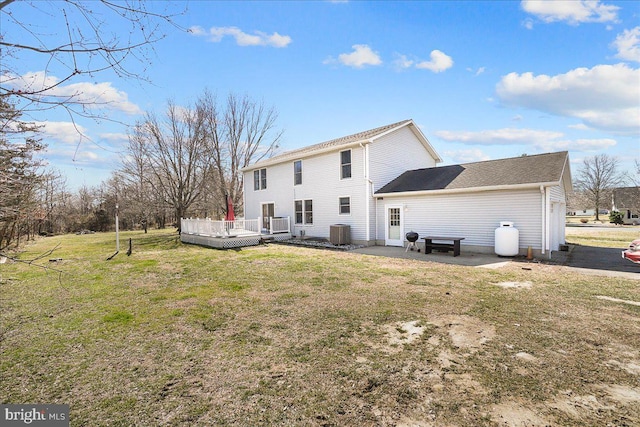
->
0, 92, 281, 251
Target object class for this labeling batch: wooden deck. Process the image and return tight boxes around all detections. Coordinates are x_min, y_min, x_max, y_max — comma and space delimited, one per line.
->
181, 231, 292, 249
180, 217, 292, 249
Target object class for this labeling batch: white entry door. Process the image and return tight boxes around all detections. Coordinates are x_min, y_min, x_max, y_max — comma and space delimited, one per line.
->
385, 205, 403, 246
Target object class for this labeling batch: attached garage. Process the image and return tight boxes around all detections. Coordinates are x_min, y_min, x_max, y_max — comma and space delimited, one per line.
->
374, 152, 572, 257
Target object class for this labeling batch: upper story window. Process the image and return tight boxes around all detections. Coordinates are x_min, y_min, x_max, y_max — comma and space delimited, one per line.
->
340, 150, 351, 179
254, 168, 267, 191
294, 160, 302, 185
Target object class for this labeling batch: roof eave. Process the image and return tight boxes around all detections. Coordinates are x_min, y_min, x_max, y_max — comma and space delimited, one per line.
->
240, 140, 370, 172
375, 181, 562, 198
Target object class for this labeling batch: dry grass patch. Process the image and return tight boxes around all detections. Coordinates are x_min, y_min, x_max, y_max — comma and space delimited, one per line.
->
1, 229, 639, 426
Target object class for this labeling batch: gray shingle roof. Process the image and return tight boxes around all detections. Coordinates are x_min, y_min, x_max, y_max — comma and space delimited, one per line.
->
249, 119, 413, 168
376, 151, 569, 194
613, 187, 640, 209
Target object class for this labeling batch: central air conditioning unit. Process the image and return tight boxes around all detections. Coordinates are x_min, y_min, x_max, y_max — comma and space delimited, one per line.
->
329, 224, 350, 245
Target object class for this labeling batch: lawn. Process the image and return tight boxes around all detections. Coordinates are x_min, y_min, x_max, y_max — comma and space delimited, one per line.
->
1, 230, 639, 426
565, 225, 639, 248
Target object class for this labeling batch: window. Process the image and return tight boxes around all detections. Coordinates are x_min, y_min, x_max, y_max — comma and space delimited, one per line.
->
339, 197, 350, 215
254, 168, 267, 191
295, 200, 303, 224
340, 150, 351, 179
295, 199, 313, 225
260, 168, 267, 190
253, 170, 260, 191
304, 200, 313, 224
294, 160, 302, 185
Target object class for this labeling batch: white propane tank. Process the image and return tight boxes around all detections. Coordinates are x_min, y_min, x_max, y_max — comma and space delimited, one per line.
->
495, 221, 519, 256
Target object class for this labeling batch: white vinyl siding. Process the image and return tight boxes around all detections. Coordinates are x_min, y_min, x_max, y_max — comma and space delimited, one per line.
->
376, 188, 544, 250
244, 145, 369, 242
369, 126, 438, 190
243, 123, 442, 245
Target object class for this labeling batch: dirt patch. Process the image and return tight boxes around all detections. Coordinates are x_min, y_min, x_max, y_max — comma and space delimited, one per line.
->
495, 281, 533, 289
515, 351, 537, 363
432, 315, 496, 351
599, 384, 640, 404
549, 392, 615, 418
490, 400, 551, 426
606, 359, 640, 375
596, 295, 640, 307
379, 320, 427, 353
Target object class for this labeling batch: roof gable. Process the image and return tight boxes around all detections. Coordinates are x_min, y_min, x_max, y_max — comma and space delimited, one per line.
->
376, 152, 570, 194
244, 119, 440, 170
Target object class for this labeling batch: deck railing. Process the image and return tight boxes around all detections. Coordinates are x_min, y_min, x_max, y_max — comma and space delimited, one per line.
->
270, 217, 291, 234
181, 218, 260, 237
181, 217, 290, 236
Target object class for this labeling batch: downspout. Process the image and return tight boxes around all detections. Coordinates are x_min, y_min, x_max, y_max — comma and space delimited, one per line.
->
540, 185, 545, 255
360, 141, 372, 244
545, 186, 551, 259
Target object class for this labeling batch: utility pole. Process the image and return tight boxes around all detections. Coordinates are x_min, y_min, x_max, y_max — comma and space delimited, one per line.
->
115, 202, 120, 252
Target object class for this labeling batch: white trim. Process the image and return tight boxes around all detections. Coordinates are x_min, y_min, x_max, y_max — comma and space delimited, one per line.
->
362, 142, 371, 242
293, 159, 303, 186
375, 181, 562, 198
339, 148, 352, 180
240, 120, 443, 171
338, 196, 351, 215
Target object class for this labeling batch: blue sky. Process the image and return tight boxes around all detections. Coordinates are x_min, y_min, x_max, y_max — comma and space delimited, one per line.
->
3, 0, 639, 190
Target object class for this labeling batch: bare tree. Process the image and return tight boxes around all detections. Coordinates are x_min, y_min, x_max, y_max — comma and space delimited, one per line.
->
575, 154, 625, 221
199, 91, 282, 217
118, 132, 157, 232
0, 98, 43, 250
134, 101, 210, 231
0, 0, 183, 124
37, 169, 71, 235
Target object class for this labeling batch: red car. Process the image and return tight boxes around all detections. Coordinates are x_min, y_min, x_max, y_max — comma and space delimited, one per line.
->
622, 239, 640, 264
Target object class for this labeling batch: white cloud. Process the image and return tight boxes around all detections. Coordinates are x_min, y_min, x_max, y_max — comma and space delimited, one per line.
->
337, 44, 382, 68
435, 127, 617, 153
415, 50, 454, 73
393, 54, 414, 70
568, 123, 590, 130
188, 25, 207, 36
435, 128, 564, 145
466, 66, 485, 76
535, 138, 617, 152
523, 18, 535, 30
191, 26, 292, 48
521, 0, 619, 25
612, 27, 640, 63
443, 149, 492, 164
4, 71, 142, 115
35, 121, 88, 144
496, 63, 640, 135
99, 132, 129, 142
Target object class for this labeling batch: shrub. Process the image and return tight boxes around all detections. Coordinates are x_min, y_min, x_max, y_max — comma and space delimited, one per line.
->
609, 211, 624, 225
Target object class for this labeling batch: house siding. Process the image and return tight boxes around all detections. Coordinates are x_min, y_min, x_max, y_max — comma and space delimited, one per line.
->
367, 126, 437, 242
375, 188, 544, 252
244, 145, 372, 242
369, 126, 438, 191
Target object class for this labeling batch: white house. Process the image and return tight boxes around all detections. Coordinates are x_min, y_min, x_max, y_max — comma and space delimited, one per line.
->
242, 120, 571, 256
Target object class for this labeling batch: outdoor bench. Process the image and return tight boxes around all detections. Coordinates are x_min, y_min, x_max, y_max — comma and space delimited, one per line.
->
424, 236, 465, 257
